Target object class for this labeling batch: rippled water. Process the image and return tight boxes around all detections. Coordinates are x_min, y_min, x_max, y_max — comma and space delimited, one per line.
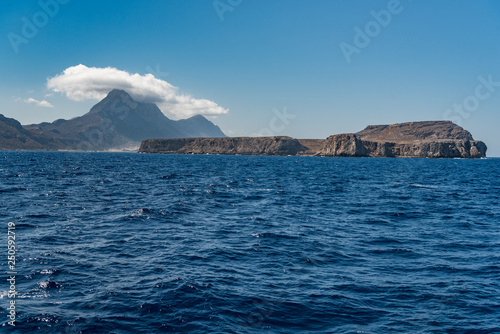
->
1, 151, 499, 333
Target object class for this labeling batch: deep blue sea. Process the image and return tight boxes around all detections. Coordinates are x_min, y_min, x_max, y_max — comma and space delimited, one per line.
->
1, 151, 499, 333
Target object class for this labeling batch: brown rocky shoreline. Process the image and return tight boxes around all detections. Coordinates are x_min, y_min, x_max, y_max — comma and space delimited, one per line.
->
139, 121, 487, 158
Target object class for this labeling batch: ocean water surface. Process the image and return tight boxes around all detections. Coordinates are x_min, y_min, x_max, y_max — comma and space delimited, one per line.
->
1, 151, 499, 333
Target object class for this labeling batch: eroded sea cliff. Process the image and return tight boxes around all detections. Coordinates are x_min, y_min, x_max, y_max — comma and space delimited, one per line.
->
139, 121, 487, 158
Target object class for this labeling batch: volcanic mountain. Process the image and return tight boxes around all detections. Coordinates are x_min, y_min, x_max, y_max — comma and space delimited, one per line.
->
0, 89, 226, 151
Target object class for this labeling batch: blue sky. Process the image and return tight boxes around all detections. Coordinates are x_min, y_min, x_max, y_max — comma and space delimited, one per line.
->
1, 0, 499, 155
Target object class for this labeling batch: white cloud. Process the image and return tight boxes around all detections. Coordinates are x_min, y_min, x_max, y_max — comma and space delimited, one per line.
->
24, 98, 54, 108
46, 64, 228, 118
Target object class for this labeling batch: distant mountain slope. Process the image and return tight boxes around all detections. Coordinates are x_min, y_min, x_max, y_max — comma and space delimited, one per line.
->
5, 89, 226, 151
0, 114, 61, 150
176, 114, 228, 138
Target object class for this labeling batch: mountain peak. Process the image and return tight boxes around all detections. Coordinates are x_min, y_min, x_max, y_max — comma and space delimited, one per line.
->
186, 114, 209, 122
0, 88, 227, 151
105, 89, 133, 100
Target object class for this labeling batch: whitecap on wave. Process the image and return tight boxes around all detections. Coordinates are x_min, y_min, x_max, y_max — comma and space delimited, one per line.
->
409, 184, 437, 189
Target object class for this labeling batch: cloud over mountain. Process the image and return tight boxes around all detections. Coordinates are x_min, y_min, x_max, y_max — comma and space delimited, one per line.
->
46, 64, 228, 118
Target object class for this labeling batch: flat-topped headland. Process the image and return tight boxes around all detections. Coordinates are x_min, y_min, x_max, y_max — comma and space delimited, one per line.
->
139, 121, 487, 158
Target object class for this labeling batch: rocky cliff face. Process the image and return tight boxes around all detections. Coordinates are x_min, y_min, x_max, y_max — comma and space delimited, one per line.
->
353, 121, 486, 158
140, 121, 487, 158
317, 133, 486, 158
140, 136, 305, 155
318, 134, 367, 157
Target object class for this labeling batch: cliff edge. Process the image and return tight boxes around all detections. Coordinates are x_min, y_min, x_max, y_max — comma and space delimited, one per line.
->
139, 121, 487, 158
140, 136, 306, 156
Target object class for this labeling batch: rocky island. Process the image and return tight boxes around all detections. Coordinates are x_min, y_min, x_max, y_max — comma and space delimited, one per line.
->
139, 121, 487, 158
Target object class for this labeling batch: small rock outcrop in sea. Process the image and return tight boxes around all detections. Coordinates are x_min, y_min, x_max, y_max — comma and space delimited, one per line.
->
139, 121, 487, 158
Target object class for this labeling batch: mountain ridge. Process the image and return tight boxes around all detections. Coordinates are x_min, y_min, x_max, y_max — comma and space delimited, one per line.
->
0, 89, 226, 151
